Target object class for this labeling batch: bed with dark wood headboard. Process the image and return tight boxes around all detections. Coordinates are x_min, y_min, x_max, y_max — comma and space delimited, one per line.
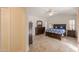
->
45, 24, 66, 40
53, 24, 66, 30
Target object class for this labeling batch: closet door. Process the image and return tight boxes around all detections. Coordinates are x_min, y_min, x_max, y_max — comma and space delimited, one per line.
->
0, 8, 27, 52
10, 8, 26, 51
0, 8, 11, 51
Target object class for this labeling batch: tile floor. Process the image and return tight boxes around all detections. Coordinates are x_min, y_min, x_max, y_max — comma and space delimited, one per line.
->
29, 34, 78, 52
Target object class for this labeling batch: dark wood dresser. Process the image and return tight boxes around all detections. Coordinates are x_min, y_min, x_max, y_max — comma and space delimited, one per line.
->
67, 30, 77, 38
35, 20, 45, 35
35, 27, 45, 35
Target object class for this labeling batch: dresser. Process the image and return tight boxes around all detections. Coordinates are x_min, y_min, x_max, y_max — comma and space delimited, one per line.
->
67, 30, 77, 38
35, 20, 45, 35
35, 27, 45, 35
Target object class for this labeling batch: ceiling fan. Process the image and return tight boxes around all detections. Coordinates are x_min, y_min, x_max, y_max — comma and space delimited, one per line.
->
47, 9, 56, 16
38, 9, 57, 20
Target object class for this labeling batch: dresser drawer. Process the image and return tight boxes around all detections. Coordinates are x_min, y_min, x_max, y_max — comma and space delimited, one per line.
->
35, 27, 45, 35
67, 30, 77, 38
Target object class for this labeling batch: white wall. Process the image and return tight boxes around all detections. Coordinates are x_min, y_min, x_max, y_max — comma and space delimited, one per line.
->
47, 14, 76, 30
27, 15, 47, 40
27, 14, 76, 37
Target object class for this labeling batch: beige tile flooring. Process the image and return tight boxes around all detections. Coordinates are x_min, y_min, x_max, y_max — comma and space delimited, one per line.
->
29, 34, 78, 52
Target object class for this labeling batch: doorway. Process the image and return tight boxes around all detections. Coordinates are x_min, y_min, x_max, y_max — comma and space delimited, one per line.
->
29, 22, 33, 45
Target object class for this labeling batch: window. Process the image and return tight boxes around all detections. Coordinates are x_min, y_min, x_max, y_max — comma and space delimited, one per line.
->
48, 24, 52, 28
69, 19, 75, 30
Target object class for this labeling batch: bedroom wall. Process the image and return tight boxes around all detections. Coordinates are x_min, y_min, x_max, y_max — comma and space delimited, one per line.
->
47, 14, 76, 30
27, 15, 46, 37
27, 8, 48, 37
27, 14, 76, 37
76, 8, 79, 50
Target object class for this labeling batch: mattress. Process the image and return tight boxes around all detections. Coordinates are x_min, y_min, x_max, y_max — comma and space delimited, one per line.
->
46, 28, 65, 35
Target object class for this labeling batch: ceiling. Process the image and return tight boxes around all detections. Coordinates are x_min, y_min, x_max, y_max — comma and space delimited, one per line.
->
27, 7, 76, 17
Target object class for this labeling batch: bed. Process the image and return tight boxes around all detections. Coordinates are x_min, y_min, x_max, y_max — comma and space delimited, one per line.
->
45, 24, 66, 40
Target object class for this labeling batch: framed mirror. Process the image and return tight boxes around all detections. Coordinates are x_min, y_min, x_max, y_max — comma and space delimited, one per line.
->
37, 20, 43, 27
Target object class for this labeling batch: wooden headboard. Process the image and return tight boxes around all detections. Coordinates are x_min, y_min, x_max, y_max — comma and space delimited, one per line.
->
53, 24, 66, 30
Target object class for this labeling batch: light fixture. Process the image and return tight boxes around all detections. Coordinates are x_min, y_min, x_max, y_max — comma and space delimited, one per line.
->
49, 12, 54, 16
48, 9, 56, 16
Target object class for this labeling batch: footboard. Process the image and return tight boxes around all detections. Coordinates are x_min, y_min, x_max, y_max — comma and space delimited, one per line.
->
45, 32, 61, 40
